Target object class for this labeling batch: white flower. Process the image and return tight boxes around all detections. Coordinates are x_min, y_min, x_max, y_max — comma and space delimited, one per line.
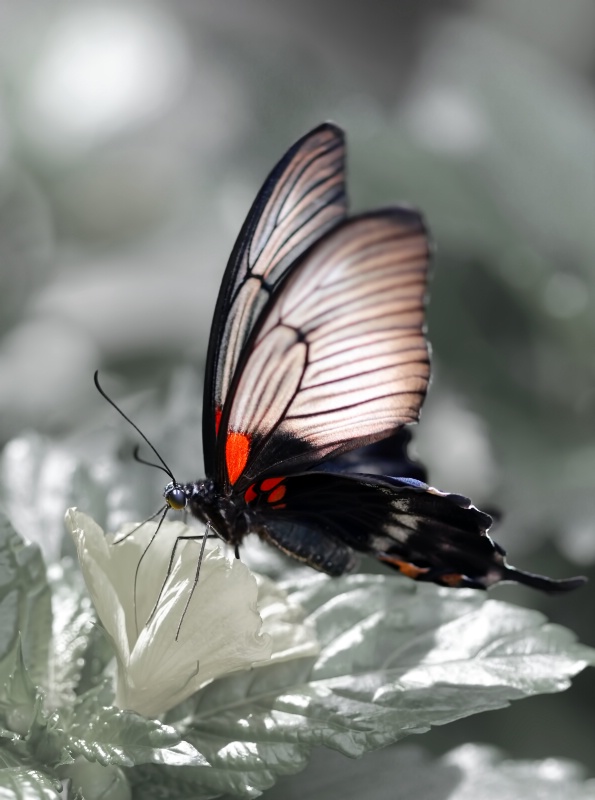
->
65, 509, 319, 718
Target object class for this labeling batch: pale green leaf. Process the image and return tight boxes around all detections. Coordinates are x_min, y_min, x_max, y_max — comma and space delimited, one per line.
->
0, 641, 39, 736
0, 767, 61, 800
0, 433, 106, 565
153, 574, 594, 798
0, 745, 62, 800
46, 560, 106, 708
62, 700, 208, 768
0, 513, 51, 691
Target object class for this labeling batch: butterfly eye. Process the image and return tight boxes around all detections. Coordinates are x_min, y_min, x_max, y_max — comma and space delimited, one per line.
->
165, 485, 187, 511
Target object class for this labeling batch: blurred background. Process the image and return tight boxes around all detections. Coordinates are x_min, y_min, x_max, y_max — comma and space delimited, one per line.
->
0, 0, 593, 783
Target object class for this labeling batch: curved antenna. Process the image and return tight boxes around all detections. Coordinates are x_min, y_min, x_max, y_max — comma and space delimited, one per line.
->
132, 445, 174, 480
94, 370, 176, 482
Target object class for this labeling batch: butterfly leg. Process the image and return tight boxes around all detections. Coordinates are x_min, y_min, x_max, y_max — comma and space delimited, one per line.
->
142, 527, 218, 637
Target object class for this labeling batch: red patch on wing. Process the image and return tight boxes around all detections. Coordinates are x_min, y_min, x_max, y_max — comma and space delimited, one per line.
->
268, 485, 286, 503
261, 477, 284, 491
214, 407, 223, 436
244, 484, 257, 504
226, 432, 251, 485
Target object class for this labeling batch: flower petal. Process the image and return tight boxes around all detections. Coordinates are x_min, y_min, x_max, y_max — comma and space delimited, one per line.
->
65, 508, 131, 664
66, 509, 275, 717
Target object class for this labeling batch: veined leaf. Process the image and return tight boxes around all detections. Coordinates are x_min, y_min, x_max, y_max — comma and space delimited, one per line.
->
153, 574, 594, 798
62, 698, 208, 768
46, 560, 110, 708
0, 513, 51, 692
0, 745, 62, 800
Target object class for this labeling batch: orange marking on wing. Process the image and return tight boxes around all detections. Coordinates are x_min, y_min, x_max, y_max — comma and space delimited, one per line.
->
261, 477, 284, 491
226, 432, 251, 485
271, 503, 286, 510
379, 555, 429, 579
267, 484, 286, 503
440, 573, 464, 587
244, 484, 257, 504
214, 407, 223, 436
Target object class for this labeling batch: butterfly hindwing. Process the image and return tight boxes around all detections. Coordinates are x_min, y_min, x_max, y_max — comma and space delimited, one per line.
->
202, 124, 347, 476
244, 472, 585, 591
218, 209, 431, 491
316, 428, 428, 483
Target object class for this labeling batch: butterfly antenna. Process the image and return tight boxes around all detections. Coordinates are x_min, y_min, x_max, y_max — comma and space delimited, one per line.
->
132, 445, 174, 479
94, 370, 176, 482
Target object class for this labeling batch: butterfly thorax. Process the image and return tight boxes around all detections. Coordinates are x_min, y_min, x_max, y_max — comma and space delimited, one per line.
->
164, 479, 249, 545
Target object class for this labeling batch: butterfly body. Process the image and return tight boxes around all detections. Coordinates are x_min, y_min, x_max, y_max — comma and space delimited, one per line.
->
159, 122, 584, 594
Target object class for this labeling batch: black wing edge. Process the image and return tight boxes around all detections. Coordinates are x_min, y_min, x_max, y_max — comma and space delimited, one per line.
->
202, 122, 346, 476
370, 475, 587, 592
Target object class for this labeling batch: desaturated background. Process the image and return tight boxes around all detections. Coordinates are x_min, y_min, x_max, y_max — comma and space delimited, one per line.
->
0, 0, 594, 779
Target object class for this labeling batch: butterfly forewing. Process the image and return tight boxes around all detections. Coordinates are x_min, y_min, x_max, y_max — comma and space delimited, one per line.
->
219, 209, 431, 490
202, 123, 347, 476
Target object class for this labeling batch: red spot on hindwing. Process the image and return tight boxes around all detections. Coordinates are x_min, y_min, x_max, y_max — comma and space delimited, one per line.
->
226, 432, 251, 485
268, 485, 286, 503
261, 477, 284, 491
244, 483, 257, 504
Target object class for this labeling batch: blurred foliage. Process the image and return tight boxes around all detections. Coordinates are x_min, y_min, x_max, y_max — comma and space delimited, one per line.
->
0, 0, 593, 783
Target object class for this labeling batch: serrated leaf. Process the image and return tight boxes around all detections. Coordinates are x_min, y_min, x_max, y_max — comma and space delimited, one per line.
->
155, 574, 594, 798
0, 766, 62, 800
0, 513, 51, 691
0, 640, 39, 737
0, 433, 108, 565
46, 560, 106, 707
3, 640, 37, 708
262, 742, 595, 800
0, 744, 62, 800
63, 700, 208, 768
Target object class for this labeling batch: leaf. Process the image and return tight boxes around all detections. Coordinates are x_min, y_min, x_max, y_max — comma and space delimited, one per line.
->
153, 574, 594, 798
0, 433, 106, 565
59, 758, 132, 800
0, 766, 61, 800
0, 513, 52, 691
261, 742, 595, 800
0, 744, 62, 800
46, 560, 109, 707
62, 698, 208, 768
0, 640, 39, 736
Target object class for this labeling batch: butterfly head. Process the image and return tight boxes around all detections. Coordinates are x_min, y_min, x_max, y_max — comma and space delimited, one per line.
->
164, 482, 188, 511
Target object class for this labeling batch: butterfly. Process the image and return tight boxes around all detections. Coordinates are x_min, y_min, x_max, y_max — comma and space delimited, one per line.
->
150, 123, 584, 593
